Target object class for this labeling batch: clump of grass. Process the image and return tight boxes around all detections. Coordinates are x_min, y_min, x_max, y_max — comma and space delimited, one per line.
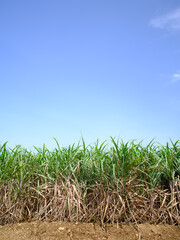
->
0, 138, 179, 225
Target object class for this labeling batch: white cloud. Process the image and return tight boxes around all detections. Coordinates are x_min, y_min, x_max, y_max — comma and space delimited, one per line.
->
172, 73, 180, 82
150, 8, 180, 30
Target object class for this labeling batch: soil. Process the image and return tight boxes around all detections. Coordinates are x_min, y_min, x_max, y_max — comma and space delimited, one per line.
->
0, 222, 179, 240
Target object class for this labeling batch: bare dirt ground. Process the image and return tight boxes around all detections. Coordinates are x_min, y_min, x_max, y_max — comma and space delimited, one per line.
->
0, 222, 179, 240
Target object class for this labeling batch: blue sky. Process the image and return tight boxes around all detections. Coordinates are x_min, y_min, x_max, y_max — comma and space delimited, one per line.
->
0, 0, 180, 149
